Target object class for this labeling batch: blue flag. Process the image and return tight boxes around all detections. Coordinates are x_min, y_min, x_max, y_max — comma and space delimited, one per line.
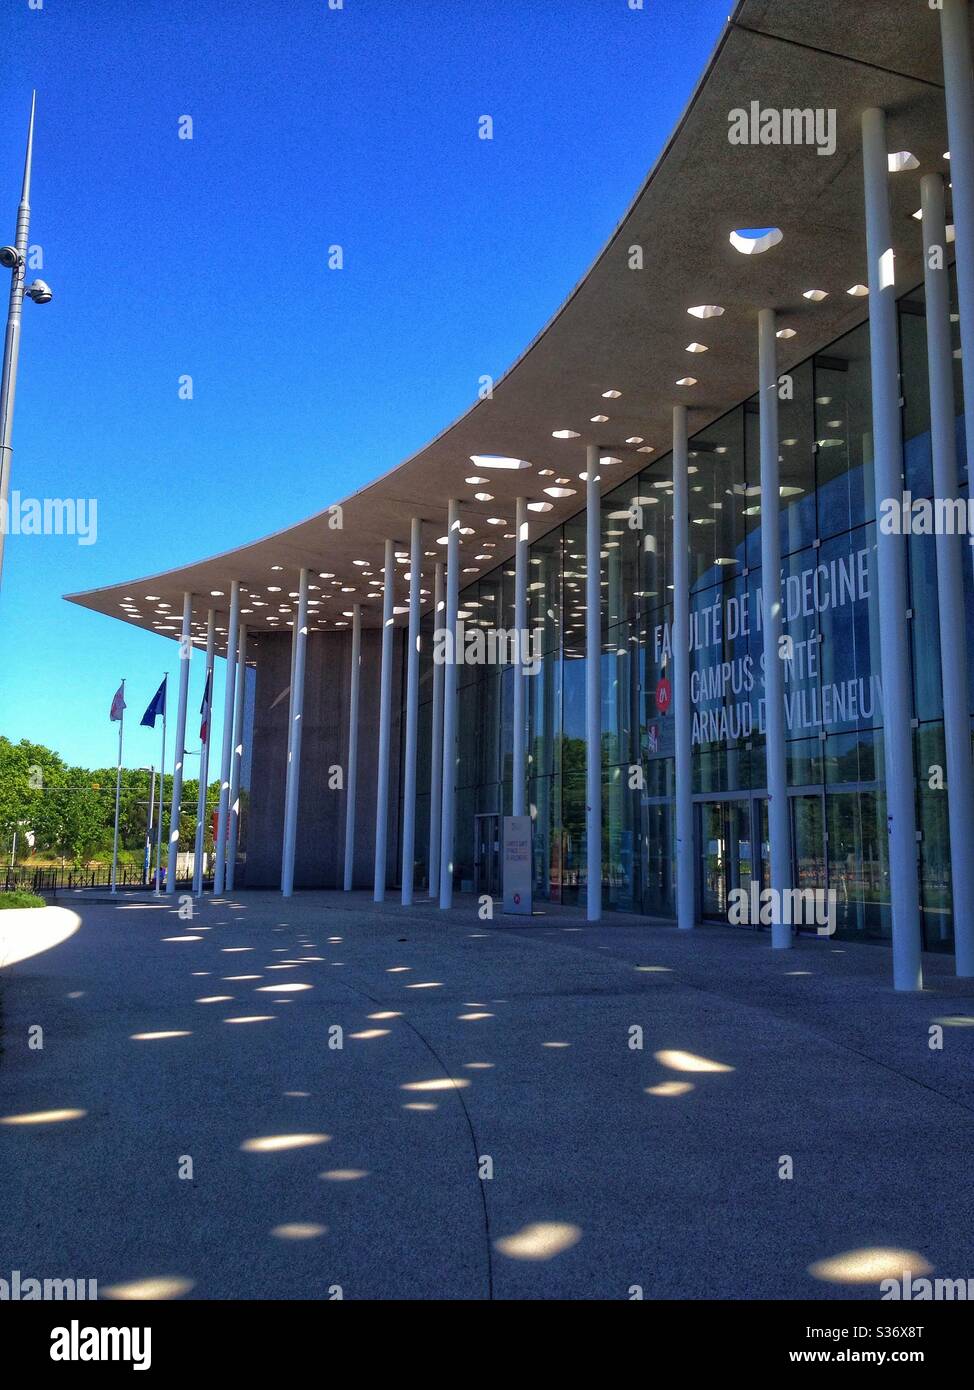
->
140, 677, 167, 728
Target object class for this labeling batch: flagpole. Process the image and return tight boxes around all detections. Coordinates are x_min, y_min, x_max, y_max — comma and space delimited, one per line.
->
110, 678, 125, 894
155, 673, 167, 893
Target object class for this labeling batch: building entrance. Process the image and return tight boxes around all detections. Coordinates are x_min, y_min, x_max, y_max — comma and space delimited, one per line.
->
473, 813, 501, 899
698, 797, 769, 922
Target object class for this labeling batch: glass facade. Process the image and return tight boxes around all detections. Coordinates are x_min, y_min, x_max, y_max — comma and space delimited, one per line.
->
408, 270, 972, 951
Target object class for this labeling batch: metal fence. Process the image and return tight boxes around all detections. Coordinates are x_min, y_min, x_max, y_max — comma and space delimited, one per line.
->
2, 865, 204, 896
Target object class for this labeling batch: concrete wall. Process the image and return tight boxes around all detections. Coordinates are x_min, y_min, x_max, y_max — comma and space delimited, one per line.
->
244, 628, 404, 890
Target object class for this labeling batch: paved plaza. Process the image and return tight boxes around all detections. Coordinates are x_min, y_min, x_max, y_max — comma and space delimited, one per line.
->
2, 894, 973, 1300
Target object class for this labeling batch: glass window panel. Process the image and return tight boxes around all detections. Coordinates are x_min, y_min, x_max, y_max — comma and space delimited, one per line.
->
814, 322, 873, 539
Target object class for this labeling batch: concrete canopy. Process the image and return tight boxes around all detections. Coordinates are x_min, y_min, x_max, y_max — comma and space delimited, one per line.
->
65, 0, 957, 646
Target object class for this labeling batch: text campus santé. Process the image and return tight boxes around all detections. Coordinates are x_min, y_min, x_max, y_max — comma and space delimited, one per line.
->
653, 544, 881, 746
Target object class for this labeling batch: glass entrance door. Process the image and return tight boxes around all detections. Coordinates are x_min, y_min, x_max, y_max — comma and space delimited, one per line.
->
791, 794, 827, 898
474, 814, 501, 899
701, 803, 727, 917
699, 799, 760, 921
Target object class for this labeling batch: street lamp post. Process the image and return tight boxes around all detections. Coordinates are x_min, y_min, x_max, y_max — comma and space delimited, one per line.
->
0, 92, 53, 593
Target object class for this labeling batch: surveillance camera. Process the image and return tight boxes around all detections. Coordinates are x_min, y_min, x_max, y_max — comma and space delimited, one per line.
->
26, 280, 52, 304
0, 246, 20, 270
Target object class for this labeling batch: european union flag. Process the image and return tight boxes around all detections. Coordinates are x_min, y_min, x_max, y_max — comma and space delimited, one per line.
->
140, 677, 167, 728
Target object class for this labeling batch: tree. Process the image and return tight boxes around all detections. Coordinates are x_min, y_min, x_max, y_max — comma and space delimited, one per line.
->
0, 736, 68, 853
49, 768, 106, 866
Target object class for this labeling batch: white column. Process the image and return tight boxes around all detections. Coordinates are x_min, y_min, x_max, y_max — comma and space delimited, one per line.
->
921, 172, 974, 976
940, 0, 974, 498
439, 501, 461, 909
401, 519, 422, 904
165, 591, 193, 894
285, 608, 298, 767
213, 580, 241, 894
226, 621, 248, 892
374, 538, 396, 901
343, 603, 362, 891
759, 309, 792, 950
585, 445, 602, 922
279, 602, 300, 882
193, 608, 216, 895
428, 561, 445, 897
673, 405, 694, 931
513, 496, 528, 816
862, 107, 923, 990
281, 568, 309, 897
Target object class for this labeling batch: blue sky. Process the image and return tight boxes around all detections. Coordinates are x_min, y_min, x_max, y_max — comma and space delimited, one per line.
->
0, 0, 729, 772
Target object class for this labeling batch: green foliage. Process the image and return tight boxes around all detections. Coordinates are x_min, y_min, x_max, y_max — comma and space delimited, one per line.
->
0, 735, 222, 867
0, 890, 45, 909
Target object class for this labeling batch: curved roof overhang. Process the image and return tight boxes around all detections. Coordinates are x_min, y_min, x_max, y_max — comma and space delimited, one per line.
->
66, 0, 957, 648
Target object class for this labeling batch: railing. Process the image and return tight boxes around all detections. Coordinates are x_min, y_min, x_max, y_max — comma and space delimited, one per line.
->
2, 865, 207, 896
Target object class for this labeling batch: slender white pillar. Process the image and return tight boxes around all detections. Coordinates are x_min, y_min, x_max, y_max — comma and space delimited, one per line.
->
759, 309, 792, 950
281, 569, 309, 897
193, 608, 216, 895
921, 172, 974, 976
439, 502, 461, 908
166, 591, 193, 894
673, 405, 694, 931
279, 605, 300, 880
213, 580, 241, 894
585, 445, 602, 922
343, 603, 362, 891
226, 621, 248, 892
940, 0, 974, 499
862, 107, 923, 990
428, 561, 445, 897
285, 609, 298, 767
374, 539, 396, 902
513, 496, 529, 816
401, 519, 423, 904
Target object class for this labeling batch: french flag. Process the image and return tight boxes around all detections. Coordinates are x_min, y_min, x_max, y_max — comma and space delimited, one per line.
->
200, 670, 212, 743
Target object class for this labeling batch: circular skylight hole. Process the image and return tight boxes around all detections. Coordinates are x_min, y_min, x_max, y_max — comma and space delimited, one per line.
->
469, 455, 531, 470
729, 226, 783, 256
888, 151, 919, 173
552, 430, 580, 440
688, 305, 724, 320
